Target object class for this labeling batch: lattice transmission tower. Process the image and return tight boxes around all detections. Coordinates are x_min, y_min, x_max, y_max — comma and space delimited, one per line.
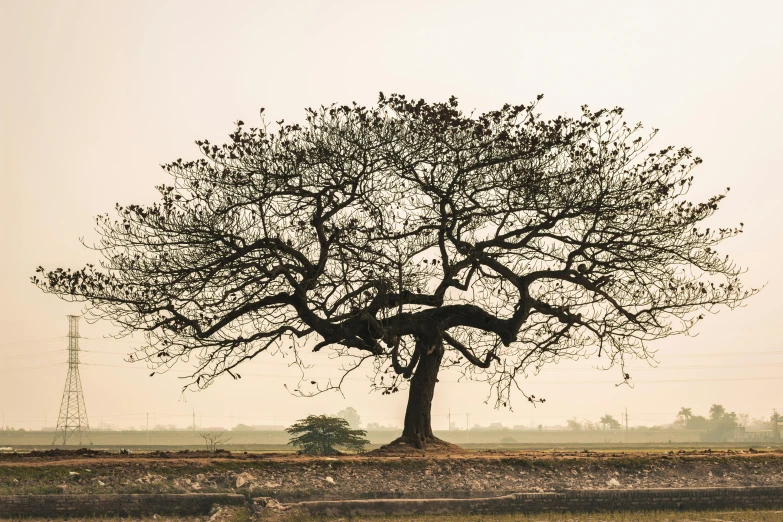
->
52, 315, 92, 445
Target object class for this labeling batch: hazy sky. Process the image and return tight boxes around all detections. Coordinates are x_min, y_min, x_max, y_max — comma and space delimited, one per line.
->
1, 0, 782, 432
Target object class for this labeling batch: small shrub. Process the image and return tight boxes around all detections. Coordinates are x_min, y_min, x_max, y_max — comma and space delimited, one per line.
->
286, 415, 369, 455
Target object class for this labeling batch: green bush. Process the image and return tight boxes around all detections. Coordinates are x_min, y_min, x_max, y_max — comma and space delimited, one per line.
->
286, 415, 369, 455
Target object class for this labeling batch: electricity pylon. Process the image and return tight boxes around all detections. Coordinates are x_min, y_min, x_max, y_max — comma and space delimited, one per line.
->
52, 315, 91, 445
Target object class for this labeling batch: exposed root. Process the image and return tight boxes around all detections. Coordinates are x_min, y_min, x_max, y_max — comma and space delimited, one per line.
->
367, 436, 467, 456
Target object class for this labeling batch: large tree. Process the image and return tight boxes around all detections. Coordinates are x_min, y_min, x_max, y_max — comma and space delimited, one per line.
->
34, 94, 756, 449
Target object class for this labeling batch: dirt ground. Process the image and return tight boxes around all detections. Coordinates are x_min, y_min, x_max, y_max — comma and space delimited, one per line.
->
11, 508, 783, 522
2, 448, 783, 500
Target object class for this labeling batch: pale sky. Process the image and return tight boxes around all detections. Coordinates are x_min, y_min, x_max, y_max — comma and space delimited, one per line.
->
1, 0, 782, 432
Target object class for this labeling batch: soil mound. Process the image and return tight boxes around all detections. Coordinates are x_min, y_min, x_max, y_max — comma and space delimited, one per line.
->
367, 437, 467, 457
27, 448, 107, 458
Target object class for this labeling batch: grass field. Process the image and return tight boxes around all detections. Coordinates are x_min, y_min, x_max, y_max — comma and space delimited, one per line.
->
6, 428, 778, 451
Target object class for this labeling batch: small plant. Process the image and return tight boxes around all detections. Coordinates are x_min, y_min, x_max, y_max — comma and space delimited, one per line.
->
200, 431, 231, 451
286, 415, 369, 455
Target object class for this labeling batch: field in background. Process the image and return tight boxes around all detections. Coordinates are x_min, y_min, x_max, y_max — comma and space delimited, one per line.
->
0, 428, 724, 446
4, 428, 766, 452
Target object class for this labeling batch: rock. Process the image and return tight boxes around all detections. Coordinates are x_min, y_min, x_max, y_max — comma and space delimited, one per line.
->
207, 507, 223, 522
325, 476, 335, 484
56, 484, 68, 492
255, 498, 284, 511
68, 471, 79, 476
606, 478, 620, 487
98, 480, 106, 486
235, 472, 256, 488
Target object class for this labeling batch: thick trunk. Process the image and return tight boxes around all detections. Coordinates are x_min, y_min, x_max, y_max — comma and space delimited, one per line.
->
401, 339, 444, 448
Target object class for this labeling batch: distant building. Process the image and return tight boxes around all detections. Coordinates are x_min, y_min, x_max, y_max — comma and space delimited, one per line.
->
731, 423, 783, 442
250, 424, 286, 431
231, 424, 286, 431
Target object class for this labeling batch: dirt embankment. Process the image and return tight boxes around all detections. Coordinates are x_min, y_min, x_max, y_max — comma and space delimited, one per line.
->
2, 449, 783, 500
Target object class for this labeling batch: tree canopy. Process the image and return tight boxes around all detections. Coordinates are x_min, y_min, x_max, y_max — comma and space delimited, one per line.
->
674, 404, 739, 441
336, 406, 361, 428
600, 414, 622, 430
286, 415, 369, 455
34, 93, 756, 449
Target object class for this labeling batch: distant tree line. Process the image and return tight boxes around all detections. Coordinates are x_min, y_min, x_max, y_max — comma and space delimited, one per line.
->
673, 405, 780, 442
560, 406, 781, 442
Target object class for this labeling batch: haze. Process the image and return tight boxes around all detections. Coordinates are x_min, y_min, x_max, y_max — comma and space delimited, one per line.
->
1, 0, 782, 433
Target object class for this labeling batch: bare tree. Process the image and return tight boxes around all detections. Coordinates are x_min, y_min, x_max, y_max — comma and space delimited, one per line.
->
200, 431, 231, 451
33, 94, 757, 450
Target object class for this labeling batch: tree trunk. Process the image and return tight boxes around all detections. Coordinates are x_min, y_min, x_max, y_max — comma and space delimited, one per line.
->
401, 339, 444, 448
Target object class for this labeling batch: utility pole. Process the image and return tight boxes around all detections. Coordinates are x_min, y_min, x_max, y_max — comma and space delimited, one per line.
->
448, 409, 451, 441
192, 408, 196, 448
621, 411, 624, 441
52, 316, 91, 445
625, 407, 629, 443
146, 413, 149, 446
466, 413, 470, 445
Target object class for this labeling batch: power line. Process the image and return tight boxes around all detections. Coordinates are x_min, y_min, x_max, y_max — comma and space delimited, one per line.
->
0, 337, 65, 348
661, 350, 783, 358
0, 349, 67, 361
74, 337, 783, 360
0, 362, 66, 375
